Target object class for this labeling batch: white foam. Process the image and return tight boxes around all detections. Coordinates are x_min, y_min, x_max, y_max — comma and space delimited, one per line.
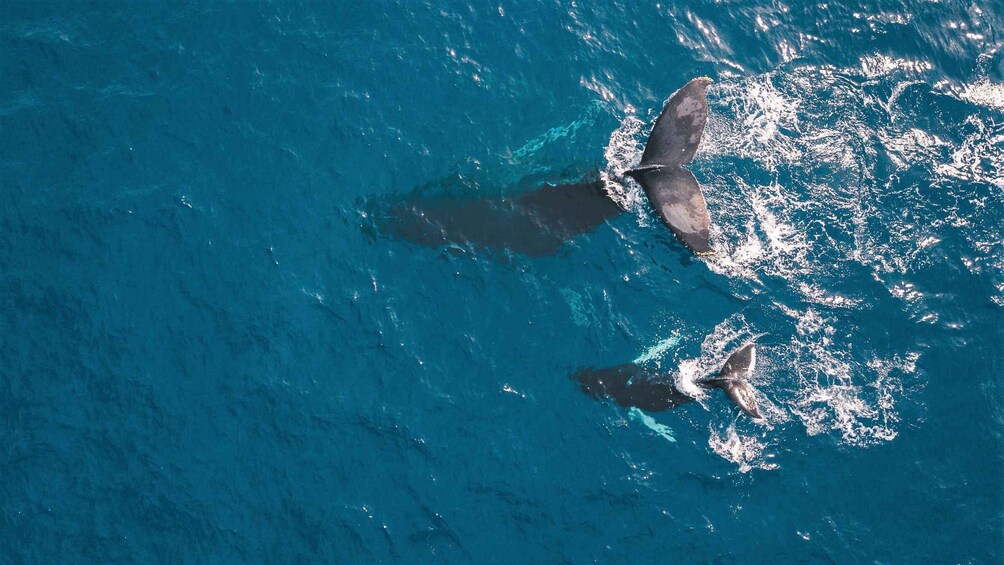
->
589, 61, 996, 467
785, 308, 920, 446
673, 314, 752, 400
702, 74, 802, 170
704, 179, 812, 287
599, 113, 647, 216
684, 64, 958, 465
699, 63, 997, 300
934, 115, 1004, 189
709, 425, 777, 473
959, 79, 1004, 110
957, 51, 1004, 111
859, 54, 932, 78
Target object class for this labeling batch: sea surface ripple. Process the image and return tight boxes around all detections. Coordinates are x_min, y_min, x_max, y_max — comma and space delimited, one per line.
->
1, 1, 1002, 562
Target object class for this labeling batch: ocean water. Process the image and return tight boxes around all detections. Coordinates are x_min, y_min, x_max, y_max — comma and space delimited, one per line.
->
1, 0, 1002, 562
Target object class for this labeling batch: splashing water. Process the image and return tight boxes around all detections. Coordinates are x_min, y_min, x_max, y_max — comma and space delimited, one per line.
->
599, 113, 647, 216
709, 425, 778, 473
592, 62, 975, 465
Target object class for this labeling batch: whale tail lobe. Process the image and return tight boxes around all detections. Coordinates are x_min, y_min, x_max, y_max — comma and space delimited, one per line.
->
627, 167, 713, 255
637, 76, 713, 170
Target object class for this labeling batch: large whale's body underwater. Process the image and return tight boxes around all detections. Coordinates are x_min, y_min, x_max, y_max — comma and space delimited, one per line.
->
376, 176, 624, 258
372, 77, 715, 257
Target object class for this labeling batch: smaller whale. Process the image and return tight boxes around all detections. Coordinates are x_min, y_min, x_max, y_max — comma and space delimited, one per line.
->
571, 342, 762, 419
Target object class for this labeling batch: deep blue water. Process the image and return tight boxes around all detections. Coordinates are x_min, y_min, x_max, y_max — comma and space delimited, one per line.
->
2, 1, 1003, 562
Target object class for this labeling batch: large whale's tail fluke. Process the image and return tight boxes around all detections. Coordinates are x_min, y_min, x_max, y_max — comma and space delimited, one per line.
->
699, 343, 762, 419
626, 167, 713, 255
625, 77, 715, 256
635, 76, 713, 170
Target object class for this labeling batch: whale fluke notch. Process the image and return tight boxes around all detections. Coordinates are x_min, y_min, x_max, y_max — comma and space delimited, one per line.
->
699, 343, 761, 419
626, 77, 715, 256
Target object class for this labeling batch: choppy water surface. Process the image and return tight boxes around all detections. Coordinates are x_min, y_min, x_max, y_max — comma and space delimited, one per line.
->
2, 1, 1002, 562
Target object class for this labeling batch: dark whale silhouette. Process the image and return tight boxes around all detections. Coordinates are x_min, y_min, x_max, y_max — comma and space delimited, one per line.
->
371, 77, 716, 257
571, 343, 762, 419
379, 177, 624, 258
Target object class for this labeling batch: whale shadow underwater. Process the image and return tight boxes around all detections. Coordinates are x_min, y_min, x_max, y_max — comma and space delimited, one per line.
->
374, 172, 624, 258
369, 77, 716, 258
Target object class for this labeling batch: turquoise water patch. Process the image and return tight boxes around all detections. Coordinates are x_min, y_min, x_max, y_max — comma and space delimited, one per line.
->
629, 407, 677, 443
633, 332, 684, 364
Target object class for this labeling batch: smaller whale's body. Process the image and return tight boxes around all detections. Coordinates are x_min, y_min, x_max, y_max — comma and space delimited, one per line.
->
572, 343, 762, 419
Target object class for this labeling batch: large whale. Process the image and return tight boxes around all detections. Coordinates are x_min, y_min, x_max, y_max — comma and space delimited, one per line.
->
571, 342, 762, 419
371, 77, 716, 257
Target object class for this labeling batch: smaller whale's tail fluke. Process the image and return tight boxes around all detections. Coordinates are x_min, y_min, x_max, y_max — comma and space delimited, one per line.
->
699, 343, 762, 419
571, 342, 763, 419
